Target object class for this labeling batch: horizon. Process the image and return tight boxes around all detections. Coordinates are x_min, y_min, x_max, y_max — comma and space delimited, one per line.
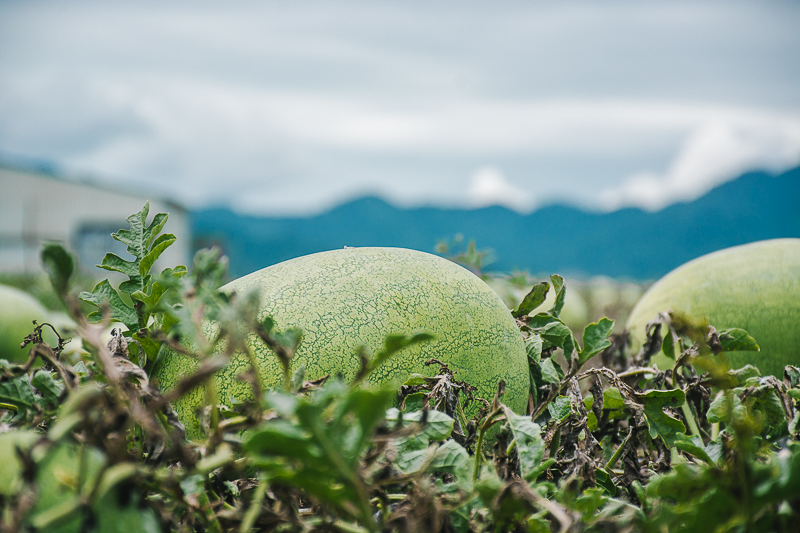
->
2, 155, 791, 219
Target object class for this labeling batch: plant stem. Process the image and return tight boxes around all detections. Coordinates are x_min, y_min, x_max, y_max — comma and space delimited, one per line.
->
606, 427, 634, 471
473, 408, 502, 483
681, 400, 701, 436
473, 428, 487, 483
240, 478, 267, 533
548, 426, 561, 459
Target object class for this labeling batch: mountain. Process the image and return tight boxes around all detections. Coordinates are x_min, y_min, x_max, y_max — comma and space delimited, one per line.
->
192, 166, 800, 280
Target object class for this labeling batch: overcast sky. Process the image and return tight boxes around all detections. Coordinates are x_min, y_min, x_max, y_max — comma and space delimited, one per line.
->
1, 0, 799, 215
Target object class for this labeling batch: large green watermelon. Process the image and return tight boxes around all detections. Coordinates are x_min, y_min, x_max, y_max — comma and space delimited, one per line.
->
626, 239, 800, 377
154, 247, 529, 438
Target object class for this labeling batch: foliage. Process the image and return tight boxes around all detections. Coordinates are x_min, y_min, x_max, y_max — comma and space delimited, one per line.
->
0, 204, 798, 532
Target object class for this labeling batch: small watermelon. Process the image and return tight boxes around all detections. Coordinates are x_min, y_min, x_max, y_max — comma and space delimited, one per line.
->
0, 284, 50, 364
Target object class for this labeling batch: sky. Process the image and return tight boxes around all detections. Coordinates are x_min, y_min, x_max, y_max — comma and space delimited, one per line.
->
1, 0, 799, 216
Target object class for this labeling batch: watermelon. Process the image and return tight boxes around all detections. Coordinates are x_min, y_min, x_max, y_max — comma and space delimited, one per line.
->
626, 239, 800, 377
154, 247, 529, 438
0, 284, 50, 364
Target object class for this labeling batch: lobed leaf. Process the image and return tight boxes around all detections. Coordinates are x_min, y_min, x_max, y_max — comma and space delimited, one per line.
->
637, 388, 686, 447
80, 280, 138, 329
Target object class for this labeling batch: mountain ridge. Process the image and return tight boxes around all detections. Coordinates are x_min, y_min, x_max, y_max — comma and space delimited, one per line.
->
193, 166, 800, 280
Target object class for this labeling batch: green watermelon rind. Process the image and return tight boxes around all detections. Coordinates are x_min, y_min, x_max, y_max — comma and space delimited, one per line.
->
0, 285, 50, 364
153, 247, 529, 439
625, 238, 800, 377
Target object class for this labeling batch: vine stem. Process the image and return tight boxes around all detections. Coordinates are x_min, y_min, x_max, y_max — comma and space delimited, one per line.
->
473, 408, 503, 483
606, 426, 634, 470
681, 401, 702, 436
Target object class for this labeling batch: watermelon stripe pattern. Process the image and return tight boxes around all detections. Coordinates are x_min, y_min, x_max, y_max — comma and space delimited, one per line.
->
154, 247, 528, 439
626, 239, 800, 377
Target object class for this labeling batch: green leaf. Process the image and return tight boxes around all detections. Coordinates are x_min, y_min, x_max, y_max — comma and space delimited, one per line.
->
368, 332, 434, 376
429, 439, 471, 480
752, 443, 800, 506
289, 364, 306, 392
726, 365, 762, 386
40, 242, 75, 296
248, 382, 393, 528
638, 389, 686, 447
0, 431, 40, 497
662, 327, 676, 360
674, 433, 715, 464
139, 233, 176, 278
745, 383, 790, 441
79, 280, 138, 328
144, 212, 169, 249
548, 274, 566, 318
394, 446, 434, 474
790, 412, 800, 437
272, 327, 304, 355
707, 393, 744, 424
97, 252, 139, 278
513, 282, 549, 318
548, 395, 572, 421
335, 386, 397, 457
31, 370, 64, 407
93, 487, 162, 533
603, 387, 626, 411
385, 408, 455, 441
243, 420, 320, 462
112, 203, 161, 259
572, 487, 611, 516
579, 317, 615, 365
179, 474, 205, 498
503, 408, 546, 481
131, 266, 187, 308
131, 332, 160, 366
595, 467, 617, 496
785, 365, 800, 387
0, 375, 38, 414
539, 358, 563, 384
403, 373, 429, 386
529, 313, 577, 355
525, 334, 543, 364
718, 328, 760, 352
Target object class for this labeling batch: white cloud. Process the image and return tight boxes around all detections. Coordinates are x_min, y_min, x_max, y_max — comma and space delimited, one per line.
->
1, 1, 799, 214
600, 117, 800, 211
467, 166, 532, 212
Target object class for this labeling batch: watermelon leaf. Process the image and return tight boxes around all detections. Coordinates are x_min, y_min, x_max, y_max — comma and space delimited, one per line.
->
548, 274, 566, 318
502, 407, 546, 481
637, 388, 686, 447
718, 328, 760, 352
79, 202, 181, 339
80, 280, 138, 329
513, 281, 549, 318
40, 242, 75, 297
579, 317, 615, 365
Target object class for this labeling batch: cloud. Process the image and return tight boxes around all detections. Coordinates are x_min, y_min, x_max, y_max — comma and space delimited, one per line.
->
467, 166, 532, 211
1, 1, 799, 214
600, 117, 800, 211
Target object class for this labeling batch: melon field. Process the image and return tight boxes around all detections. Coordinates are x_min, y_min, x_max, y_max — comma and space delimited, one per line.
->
1, 204, 799, 533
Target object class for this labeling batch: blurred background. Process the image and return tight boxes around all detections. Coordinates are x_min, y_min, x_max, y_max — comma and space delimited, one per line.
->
1, 0, 799, 329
